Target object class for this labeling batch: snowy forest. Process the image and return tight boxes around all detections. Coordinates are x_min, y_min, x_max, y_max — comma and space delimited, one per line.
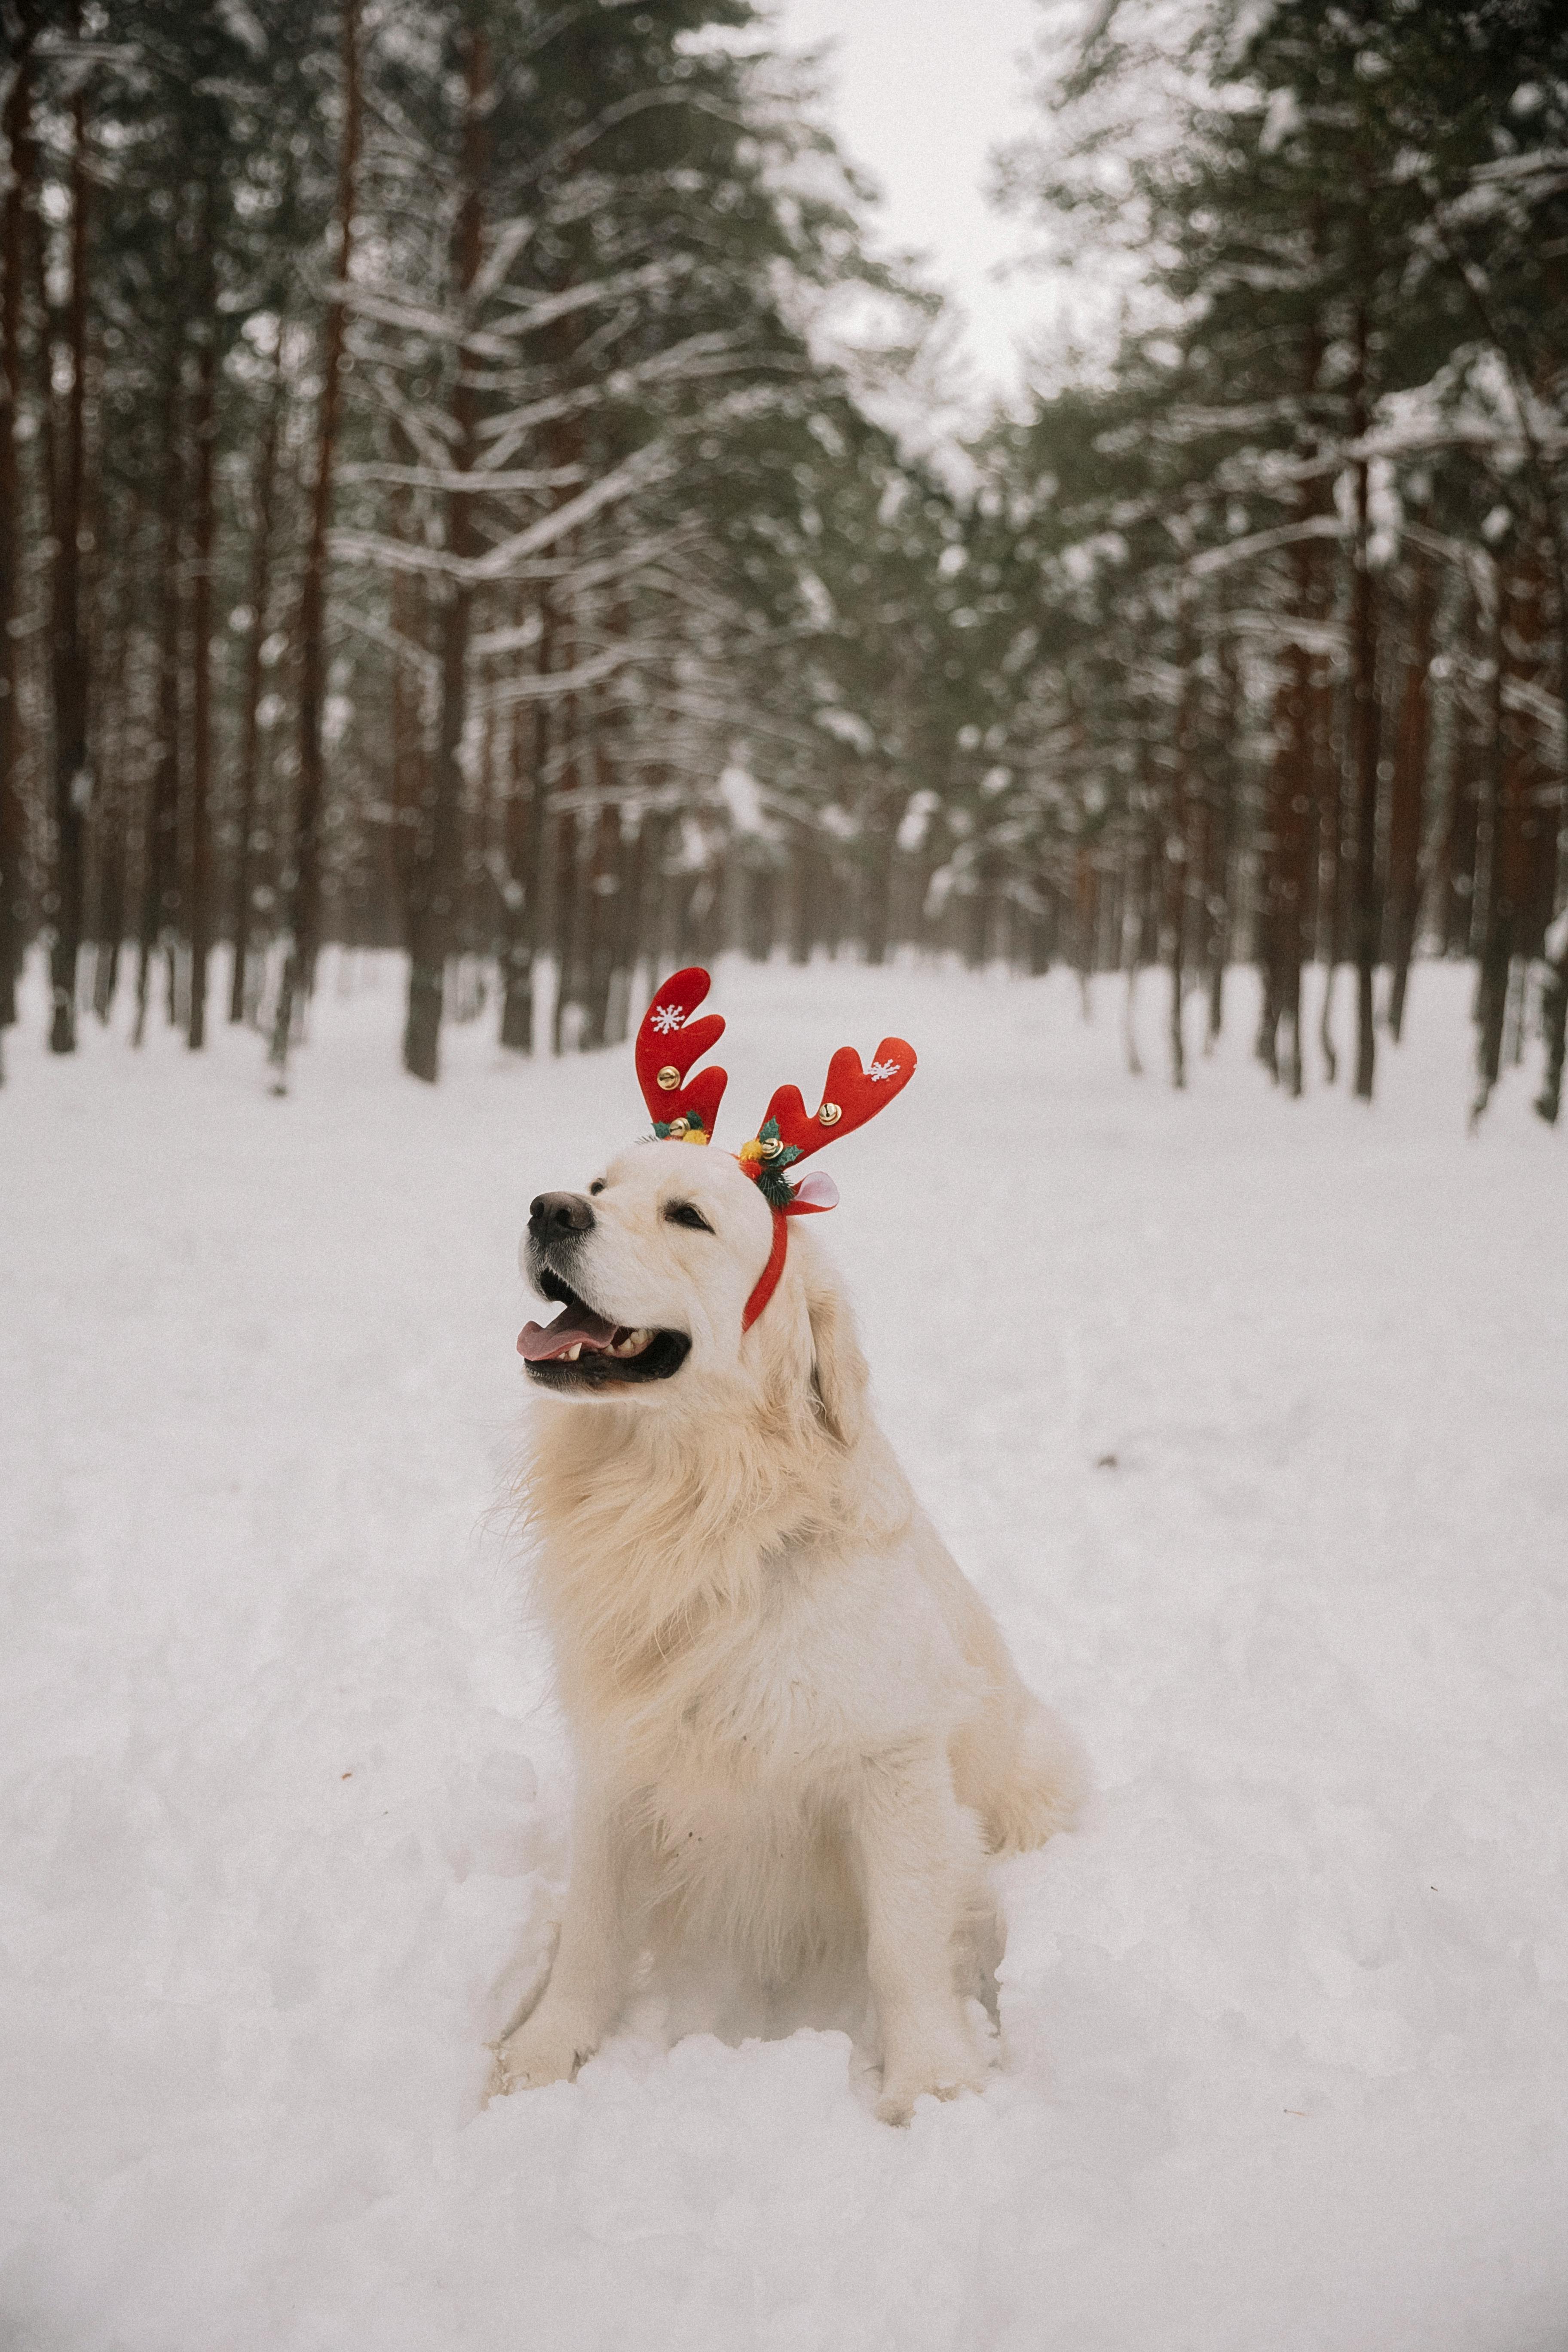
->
1, 0, 1565, 1117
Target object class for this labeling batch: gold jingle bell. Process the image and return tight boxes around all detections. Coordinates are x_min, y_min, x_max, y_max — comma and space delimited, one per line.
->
667, 1116, 689, 1139
656, 1064, 681, 1091
759, 1135, 784, 1161
817, 1101, 842, 1127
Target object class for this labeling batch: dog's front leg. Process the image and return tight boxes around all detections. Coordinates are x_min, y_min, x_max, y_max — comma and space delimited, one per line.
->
848, 1743, 990, 2124
491, 1783, 631, 2095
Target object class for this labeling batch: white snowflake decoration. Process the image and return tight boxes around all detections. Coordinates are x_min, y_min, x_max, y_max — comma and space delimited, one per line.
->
867, 1058, 901, 1083
649, 1003, 686, 1035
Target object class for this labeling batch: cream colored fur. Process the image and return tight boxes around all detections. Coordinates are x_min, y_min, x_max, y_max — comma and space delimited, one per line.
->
493, 1138, 1084, 2122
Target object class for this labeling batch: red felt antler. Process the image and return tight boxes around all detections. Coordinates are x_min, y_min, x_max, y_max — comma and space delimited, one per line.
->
628, 968, 917, 1331
755, 1038, 917, 1166
737, 1035, 917, 1329
634, 966, 728, 1142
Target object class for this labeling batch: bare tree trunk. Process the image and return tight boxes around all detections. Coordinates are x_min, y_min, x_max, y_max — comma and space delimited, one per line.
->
1073, 847, 1096, 1016
43, 31, 91, 1054
403, 16, 486, 1084
270, 0, 361, 1085
613, 802, 648, 1032
499, 603, 548, 1050
229, 354, 283, 1021
1385, 541, 1434, 1043
90, 510, 130, 1021
1201, 617, 1238, 1049
1166, 705, 1190, 1092
384, 475, 424, 948
1348, 300, 1380, 1102
862, 772, 894, 965
1474, 529, 1548, 1122
1262, 583, 1314, 1089
581, 796, 620, 1049
551, 800, 580, 1054
1442, 637, 1483, 957
634, 800, 669, 980
186, 185, 217, 1050
1471, 557, 1513, 1123
0, 4, 40, 1069
1537, 931, 1568, 1126
134, 329, 185, 1047
1314, 663, 1341, 1084
788, 826, 820, 965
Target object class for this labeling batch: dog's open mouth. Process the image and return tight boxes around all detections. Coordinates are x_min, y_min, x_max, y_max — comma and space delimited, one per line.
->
518, 1267, 690, 1387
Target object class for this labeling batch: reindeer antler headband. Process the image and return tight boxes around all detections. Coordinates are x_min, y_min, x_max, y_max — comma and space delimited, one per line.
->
634, 965, 916, 1329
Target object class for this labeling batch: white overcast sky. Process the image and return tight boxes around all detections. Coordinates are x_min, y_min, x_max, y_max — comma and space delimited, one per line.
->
766, 0, 1058, 403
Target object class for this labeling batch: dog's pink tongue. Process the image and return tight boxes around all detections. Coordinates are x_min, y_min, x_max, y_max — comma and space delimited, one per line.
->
517, 1299, 620, 1363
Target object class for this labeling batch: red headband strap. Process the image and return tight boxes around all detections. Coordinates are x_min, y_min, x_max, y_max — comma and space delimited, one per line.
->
742, 1210, 789, 1331
738, 1170, 838, 1329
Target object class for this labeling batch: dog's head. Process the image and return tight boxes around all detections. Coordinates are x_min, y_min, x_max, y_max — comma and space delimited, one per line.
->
517, 1139, 867, 1442
517, 967, 916, 1443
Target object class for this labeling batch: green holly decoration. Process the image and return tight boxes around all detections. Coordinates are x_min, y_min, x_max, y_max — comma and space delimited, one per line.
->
753, 1118, 801, 1209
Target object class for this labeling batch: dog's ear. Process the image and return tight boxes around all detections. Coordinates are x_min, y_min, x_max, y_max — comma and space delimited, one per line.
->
802, 1255, 868, 1449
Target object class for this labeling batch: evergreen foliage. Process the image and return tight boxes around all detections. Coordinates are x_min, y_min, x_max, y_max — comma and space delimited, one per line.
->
0, 0, 1563, 1112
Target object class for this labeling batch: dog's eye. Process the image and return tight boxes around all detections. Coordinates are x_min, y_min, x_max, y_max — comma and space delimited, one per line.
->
664, 1201, 712, 1233
588, 1180, 606, 1196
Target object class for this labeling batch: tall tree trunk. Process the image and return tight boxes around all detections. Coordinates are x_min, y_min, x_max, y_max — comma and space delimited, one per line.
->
1471, 558, 1513, 1121
384, 472, 424, 945
229, 352, 283, 1021
788, 825, 820, 965
1348, 300, 1380, 1102
43, 30, 90, 1054
862, 772, 894, 965
1385, 541, 1435, 1043
403, 17, 486, 1084
581, 795, 620, 1050
1510, 531, 1556, 962
1537, 919, 1568, 1126
134, 328, 185, 1047
499, 603, 549, 1051
1201, 616, 1238, 1049
1072, 846, 1096, 1015
613, 802, 648, 1029
1313, 660, 1341, 1083
186, 184, 217, 1050
90, 511, 131, 1021
634, 800, 670, 980
1256, 322, 1325, 1086
1474, 529, 1549, 1121
1166, 686, 1193, 1092
551, 800, 580, 1054
1442, 637, 1482, 957
270, 0, 361, 1084
0, 4, 40, 1066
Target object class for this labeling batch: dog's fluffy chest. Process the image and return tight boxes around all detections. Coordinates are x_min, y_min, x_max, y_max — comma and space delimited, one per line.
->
554, 1530, 964, 1801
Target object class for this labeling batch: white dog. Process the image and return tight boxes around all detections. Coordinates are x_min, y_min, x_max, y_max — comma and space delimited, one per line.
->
493, 978, 1082, 2122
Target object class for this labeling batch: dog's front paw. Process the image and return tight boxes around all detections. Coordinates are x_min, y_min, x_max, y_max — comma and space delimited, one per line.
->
876, 2034, 989, 2125
489, 2012, 597, 2098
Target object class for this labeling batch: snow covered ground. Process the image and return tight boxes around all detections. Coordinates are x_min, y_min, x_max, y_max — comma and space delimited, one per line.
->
2, 948, 1565, 2352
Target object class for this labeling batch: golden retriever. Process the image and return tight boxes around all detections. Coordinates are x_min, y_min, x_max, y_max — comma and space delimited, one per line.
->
493, 1055, 1083, 2122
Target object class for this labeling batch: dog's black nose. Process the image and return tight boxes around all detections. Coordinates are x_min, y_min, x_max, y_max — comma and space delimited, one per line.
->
529, 1191, 594, 1240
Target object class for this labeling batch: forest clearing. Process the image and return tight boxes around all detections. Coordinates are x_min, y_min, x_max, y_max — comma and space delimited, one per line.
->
2, 947, 1566, 2351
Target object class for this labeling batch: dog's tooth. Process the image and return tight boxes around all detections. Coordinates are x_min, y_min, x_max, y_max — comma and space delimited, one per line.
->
565, 1343, 582, 1362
